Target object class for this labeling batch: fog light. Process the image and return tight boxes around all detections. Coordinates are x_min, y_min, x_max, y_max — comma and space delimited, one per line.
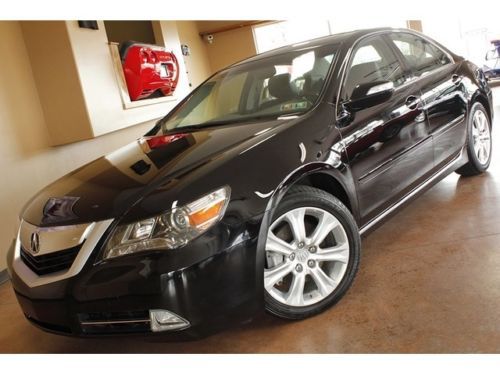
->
149, 309, 190, 332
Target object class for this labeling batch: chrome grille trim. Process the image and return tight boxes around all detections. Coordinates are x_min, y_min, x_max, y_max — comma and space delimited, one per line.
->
19, 221, 94, 256
13, 219, 114, 287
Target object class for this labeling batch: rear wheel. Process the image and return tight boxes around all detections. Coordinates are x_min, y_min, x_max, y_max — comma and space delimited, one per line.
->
456, 102, 492, 176
264, 186, 361, 320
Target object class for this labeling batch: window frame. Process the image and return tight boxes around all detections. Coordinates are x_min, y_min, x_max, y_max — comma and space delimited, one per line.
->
337, 32, 410, 105
385, 31, 455, 80
335, 30, 455, 119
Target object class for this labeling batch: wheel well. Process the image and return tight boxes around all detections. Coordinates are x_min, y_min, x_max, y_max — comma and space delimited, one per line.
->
475, 94, 492, 124
291, 173, 352, 212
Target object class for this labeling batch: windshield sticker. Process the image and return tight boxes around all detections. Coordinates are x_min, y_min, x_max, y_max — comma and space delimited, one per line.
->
280, 102, 308, 111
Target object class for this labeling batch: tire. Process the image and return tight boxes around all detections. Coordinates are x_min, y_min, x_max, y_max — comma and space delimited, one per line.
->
456, 102, 492, 176
264, 185, 361, 320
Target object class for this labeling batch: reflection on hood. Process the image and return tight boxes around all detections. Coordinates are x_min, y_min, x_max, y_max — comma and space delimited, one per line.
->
42, 196, 80, 225
24, 120, 285, 227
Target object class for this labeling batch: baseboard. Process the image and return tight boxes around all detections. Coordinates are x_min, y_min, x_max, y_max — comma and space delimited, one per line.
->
0, 269, 9, 285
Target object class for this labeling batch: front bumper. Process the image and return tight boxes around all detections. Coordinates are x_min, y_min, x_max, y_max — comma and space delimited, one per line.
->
6, 216, 265, 338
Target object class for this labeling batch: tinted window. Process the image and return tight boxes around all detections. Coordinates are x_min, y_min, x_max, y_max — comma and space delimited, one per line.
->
389, 33, 451, 77
159, 45, 337, 131
344, 36, 405, 99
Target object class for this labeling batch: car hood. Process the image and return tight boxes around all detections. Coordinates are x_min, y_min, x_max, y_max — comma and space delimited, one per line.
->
22, 119, 289, 227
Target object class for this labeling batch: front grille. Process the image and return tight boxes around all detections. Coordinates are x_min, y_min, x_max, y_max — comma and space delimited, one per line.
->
78, 311, 151, 334
20, 244, 82, 275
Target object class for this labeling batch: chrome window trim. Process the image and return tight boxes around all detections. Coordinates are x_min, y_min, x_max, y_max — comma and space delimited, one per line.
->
334, 28, 456, 117
13, 219, 114, 288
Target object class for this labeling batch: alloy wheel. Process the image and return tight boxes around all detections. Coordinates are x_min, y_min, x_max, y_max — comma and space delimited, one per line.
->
264, 207, 350, 307
472, 109, 491, 166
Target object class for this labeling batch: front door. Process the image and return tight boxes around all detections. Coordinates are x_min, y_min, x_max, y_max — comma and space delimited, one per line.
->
337, 34, 434, 225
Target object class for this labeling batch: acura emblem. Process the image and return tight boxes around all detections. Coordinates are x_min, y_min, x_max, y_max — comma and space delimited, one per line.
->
30, 232, 40, 254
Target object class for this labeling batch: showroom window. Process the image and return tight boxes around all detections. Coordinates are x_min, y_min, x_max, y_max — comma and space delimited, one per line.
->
253, 20, 408, 54
253, 21, 331, 53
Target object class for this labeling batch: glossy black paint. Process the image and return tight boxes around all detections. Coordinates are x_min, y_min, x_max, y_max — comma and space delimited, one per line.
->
7, 28, 494, 337
8, 231, 263, 337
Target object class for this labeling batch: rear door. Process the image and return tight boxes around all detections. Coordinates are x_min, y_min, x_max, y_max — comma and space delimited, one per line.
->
337, 34, 434, 224
387, 32, 467, 168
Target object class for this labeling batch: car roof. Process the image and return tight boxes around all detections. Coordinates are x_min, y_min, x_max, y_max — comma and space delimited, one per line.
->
230, 27, 461, 69
234, 27, 393, 66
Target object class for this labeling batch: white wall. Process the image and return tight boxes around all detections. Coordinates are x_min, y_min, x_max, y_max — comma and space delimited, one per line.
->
176, 21, 213, 88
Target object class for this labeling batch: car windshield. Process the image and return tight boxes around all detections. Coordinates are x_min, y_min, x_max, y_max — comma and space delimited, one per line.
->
158, 44, 338, 132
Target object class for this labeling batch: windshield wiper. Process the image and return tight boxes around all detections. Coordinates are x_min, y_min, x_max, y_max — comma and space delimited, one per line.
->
165, 120, 237, 134
164, 114, 288, 134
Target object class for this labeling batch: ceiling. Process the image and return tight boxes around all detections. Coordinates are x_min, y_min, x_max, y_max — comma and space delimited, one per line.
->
195, 20, 270, 35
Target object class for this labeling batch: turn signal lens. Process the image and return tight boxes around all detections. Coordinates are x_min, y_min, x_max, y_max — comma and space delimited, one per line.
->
188, 201, 225, 229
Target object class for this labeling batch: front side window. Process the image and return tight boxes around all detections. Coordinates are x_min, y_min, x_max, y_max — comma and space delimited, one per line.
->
159, 45, 337, 132
343, 36, 405, 99
389, 33, 451, 77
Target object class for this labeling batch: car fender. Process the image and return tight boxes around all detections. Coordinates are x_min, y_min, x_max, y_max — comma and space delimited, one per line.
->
253, 158, 358, 289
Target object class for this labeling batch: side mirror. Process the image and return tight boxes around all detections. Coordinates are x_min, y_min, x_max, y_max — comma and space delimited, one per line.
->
347, 81, 394, 111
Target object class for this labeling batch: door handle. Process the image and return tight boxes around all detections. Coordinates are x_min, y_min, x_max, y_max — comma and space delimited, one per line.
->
337, 102, 353, 127
405, 95, 421, 110
452, 74, 462, 85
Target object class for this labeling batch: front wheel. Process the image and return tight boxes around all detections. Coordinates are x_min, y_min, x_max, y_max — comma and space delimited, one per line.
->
264, 186, 361, 320
456, 102, 492, 176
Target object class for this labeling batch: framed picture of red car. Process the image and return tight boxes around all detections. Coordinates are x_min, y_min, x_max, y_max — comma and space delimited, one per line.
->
119, 41, 180, 101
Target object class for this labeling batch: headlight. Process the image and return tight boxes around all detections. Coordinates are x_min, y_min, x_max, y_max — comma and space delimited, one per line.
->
101, 186, 230, 260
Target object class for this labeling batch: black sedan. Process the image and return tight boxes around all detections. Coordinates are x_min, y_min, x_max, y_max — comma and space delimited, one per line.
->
7, 27, 493, 337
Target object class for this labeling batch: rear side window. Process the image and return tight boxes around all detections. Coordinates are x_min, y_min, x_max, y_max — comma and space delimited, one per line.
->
344, 36, 405, 99
389, 33, 451, 77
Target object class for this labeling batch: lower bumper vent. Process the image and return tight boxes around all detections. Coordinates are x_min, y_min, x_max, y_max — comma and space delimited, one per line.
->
78, 311, 151, 334
78, 309, 190, 334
